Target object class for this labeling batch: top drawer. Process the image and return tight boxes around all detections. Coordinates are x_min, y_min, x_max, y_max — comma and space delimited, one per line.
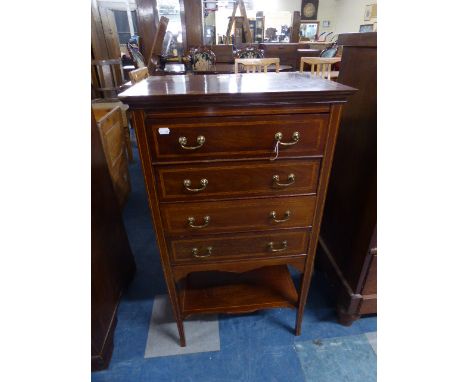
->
147, 114, 329, 163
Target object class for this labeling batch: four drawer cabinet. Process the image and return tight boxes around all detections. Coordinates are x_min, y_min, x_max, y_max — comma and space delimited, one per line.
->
119, 72, 355, 346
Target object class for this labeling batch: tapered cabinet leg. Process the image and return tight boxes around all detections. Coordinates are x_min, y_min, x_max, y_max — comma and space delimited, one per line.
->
164, 276, 187, 347
176, 318, 186, 347
295, 270, 314, 336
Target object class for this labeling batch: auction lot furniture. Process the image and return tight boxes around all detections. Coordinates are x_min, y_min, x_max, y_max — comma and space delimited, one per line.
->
119, 72, 355, 346
92, 112, 135, 370
317, 32, 377, 325
92, 104, 131, 207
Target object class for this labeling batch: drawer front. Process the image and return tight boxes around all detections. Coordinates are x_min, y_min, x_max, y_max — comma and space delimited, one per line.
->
169, 230, 310, 263
155, 159, 320, 201
160, 195, 316, 236
148, 114, 329, 162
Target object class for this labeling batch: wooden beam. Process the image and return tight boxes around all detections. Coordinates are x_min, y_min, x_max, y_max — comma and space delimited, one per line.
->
226, 1, 239, 39
91, 0, 109, 59
238, 0, 252, 43
148, 16, 169, 75
291, 11, 301, 43
135, 0, 160, 63
179, 0, 203, 49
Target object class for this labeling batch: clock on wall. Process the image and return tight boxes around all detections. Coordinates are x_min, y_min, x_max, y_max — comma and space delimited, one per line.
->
301, 0, 319, 20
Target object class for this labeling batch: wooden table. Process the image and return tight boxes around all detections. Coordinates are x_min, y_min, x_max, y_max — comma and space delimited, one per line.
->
164, 62, 293, 75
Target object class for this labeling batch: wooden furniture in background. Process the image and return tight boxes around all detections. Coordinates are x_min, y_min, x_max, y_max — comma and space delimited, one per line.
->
235, 46, 264, 59
296, 49, 321, 67
147, 16, 169, 75
129, 67, 149, 84
91, 1, 125, 100
92, 111, 135, 371
291, 11, 301, 43
255, 12, 265, 42
300, 57, 341, 80
92, 101, 133, 162
135, 0, 160, 63
260, 43, 310, 69
234, 58, 280, 73
179, 0, 203, 49
181, 63, 292, 75
92, 59, 126, 100
190, 47, 217, 72
119, 73, 355, 346
226, 0, 253, 44
317, 32, 377, 325
92, 105, 131, 207
211, 44, 235, 63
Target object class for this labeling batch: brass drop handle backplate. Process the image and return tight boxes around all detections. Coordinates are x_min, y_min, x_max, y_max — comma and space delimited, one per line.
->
268, 240, 288, 252
272, 174, 295, 187
179, 135, 205, 150
275, 131, 300, 146
183, 178, 208, 192
270, 210, 291, 223
192, 246, 213, 258
187, 216, 210, 229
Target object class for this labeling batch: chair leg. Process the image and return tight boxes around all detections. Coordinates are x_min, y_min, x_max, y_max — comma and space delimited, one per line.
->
125, 124, 133, 162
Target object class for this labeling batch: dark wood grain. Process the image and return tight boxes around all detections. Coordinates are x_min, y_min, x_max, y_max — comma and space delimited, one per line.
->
291, 11, 301, 43
259, 43, 310, 69
172, 257, 307, 282
124, 73, 355, 346
119, 72, 356, 108
169, 229, 309, 264
180, 265, 298, 317
135, 0, 159, 63
148, 113, 329, 163
155, 159, 320, 202
160, 195, 316, 236
211, 45, 235, 63
179, 0, 203, 49
91, 111, 135, 370
318, 32, 377, 325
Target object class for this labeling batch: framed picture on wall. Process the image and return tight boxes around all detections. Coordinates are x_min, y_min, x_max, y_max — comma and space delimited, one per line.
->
301, 0, 319, 21
359, 24, 374, 33
299, 21, 319, 41
364, 4, 377, 21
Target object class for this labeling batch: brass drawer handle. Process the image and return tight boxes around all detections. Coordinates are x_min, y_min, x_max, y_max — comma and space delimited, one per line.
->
270, 210, 291, 223
275, 131, 300, 146
192, 246, 213, 258
183, 178, 208, 192
187, 216, 210, 229
179, 135, 205, 150
268, 240, 288, 252
272, 174, 295, 187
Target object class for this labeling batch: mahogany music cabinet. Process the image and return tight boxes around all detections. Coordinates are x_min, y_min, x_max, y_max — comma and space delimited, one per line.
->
119, 72, 355, 346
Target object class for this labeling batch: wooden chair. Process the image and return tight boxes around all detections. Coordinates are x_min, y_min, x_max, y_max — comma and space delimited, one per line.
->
190, 47, 217, 72
300, 57, 341, 80
235, 58, 280, 73
91, 58, 125, 100
235, 46, 264, 59
129, 67, 149, 84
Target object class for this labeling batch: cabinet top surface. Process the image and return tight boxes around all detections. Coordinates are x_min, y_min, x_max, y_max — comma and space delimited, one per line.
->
118, 72, 356, 107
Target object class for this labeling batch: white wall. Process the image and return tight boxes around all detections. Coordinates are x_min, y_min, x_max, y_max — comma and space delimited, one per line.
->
318, 0, 377, 36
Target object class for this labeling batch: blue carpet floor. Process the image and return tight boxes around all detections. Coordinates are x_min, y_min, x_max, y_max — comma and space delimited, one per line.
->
92, 131, 377, 382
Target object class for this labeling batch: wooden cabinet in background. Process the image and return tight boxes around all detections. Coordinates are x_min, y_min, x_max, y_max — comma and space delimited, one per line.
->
317, 32, 377, 325
92, 112, 135, 371
120, 73, 355, 346
92, 105, 131, 207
